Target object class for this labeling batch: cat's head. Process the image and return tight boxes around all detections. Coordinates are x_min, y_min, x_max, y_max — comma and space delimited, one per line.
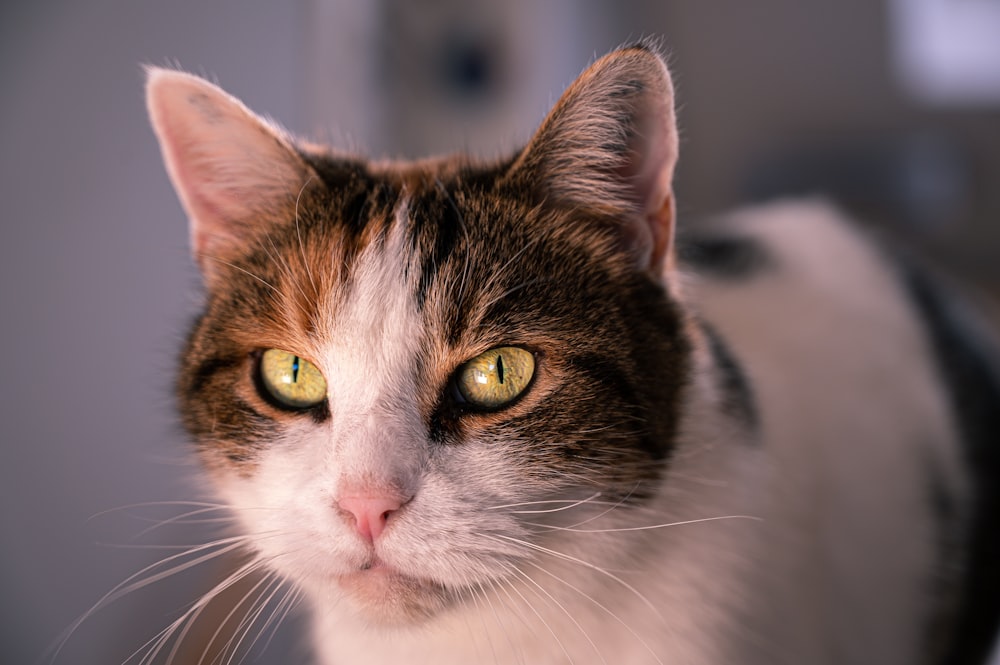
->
147, 44, 692, 625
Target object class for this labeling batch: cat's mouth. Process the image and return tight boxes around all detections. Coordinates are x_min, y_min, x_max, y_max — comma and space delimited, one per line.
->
335, 557, 452, 624
342, 556, 398, 579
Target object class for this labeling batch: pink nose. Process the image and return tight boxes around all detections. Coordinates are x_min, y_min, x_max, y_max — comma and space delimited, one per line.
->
337, 493, 405, 542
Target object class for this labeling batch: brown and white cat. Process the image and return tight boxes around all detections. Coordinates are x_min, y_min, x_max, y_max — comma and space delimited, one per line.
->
146, 44, 1000, 664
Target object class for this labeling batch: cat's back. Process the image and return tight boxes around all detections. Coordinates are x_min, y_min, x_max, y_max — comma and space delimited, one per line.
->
683, 199, 970, 438
681, 198, 1000, 665
682, 199, 949, 422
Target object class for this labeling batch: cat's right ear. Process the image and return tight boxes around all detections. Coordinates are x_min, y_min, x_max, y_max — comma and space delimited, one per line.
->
145, 68, 317, 281
508, 44, 679, 276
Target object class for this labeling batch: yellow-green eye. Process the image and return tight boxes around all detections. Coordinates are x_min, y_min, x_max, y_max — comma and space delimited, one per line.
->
259, 349, 327, 409
455, 347, 535, 409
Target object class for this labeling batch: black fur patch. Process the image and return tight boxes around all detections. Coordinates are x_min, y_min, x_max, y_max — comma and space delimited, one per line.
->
189, 354, 242, 394
679, 232, 772, 280
701, 322, 758, 431
409, 184, 465, 308
898, 261, 1000, 665
924, 455, 965, 665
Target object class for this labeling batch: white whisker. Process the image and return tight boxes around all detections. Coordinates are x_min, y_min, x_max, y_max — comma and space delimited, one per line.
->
486, 533, 661, 619
525, 561, 665, 665
207, 571, 284, 665
480, 574, 528, 665
199, 254, 280, 294
495, 569, 574, 665
476, 278, 554, 314
466, 582, 501, 665
125, 557, 266, 665
507, 563, 607, 665
257, 584, 303, 657
533, 486, 638, 531
49, 536, 256, 665
488, 493, 605, 514
526, 514, 762, 534
131, 506, 238, 540
88, 500, 232, 522
294, 173, 319, 296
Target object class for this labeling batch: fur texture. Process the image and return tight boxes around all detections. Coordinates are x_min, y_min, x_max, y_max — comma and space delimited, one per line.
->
146, 44, 1000, 664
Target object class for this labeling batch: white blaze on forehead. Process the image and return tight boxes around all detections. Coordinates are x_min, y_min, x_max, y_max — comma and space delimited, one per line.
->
318, 197, 427, 488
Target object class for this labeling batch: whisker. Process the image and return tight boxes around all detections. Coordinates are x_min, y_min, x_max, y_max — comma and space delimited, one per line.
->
495, 569, 574, 665
131, 506, 239, 540
257, 584, 304, 657
465, 582, 501, 665
49, 536, 257, 665
119, 557, 264, 665
124, 614, 181, 665
454, 585, 487, 665
488, 493, 607, 514
507, 563, 607, 665
115, 538, 262, 599
294, 174, 319, 297
486, 533, 661, 619
479, 574, 527, 665
95, 540, 241, 552
534, 486, 638, 531
486, 492, 609, 515
525, 560, 665, 665
199, 254, 281, 294
526, 514, 763, 534
193, 568, 272, 665
147, 557, 269, 665
206, 570, 284, 665
259, 232, 318, 327
197, 544, 315, 665
87, 500, 232, 522
487, 233, 545, 291
476, 277, 554, 315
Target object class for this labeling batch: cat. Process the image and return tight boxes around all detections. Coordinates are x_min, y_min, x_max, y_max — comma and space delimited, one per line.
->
146, 42, 1000, 664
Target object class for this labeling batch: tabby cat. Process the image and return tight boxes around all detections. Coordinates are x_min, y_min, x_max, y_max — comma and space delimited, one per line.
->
146, 43, 1000, 664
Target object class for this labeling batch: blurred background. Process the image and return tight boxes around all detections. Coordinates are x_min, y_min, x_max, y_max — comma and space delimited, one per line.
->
1, 0, 998, 663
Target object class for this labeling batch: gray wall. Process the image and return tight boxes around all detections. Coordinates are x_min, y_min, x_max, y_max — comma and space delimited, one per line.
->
2, 1, 997, 663
0, 2, 309, 662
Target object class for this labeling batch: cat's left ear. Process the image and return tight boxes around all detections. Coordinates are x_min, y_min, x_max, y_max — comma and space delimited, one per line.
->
512, 44, 678, 274
145, 67, 318, 281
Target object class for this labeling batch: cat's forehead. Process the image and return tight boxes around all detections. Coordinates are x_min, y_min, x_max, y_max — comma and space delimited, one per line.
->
317, 202, 428, 408
289, 158, 521, 296
210, 152, 624, 374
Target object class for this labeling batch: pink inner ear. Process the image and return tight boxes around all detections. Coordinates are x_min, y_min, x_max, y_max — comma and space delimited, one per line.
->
619, 94, 678, 273
154, 120, 258, 265
183, 186, 245, 262
647, 195, 675, 272
146, 68, 314, 274
511, 47, 679, 275
629, 108, 677, 215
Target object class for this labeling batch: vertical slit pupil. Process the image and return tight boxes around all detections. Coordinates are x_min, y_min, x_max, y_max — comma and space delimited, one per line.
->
496, 354, 505, 384
292, 356, 300, 383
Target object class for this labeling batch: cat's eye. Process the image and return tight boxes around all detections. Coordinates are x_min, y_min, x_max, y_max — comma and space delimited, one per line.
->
259, 349, 327, 409
455, 347, 535, 410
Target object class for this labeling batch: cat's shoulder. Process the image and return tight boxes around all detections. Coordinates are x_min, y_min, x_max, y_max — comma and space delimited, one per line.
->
679, 201, 1000, 665
679, 198, 886, 288
678, 199, 919, 366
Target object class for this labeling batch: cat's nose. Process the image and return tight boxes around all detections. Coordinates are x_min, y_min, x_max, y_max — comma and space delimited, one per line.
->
336, 492, 406, 543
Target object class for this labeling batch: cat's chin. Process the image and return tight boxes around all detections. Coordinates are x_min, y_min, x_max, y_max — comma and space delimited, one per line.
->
334, 560, 453, 625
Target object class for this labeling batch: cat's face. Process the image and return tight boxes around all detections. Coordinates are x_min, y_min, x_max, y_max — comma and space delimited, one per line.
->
149, 45, 689, 624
